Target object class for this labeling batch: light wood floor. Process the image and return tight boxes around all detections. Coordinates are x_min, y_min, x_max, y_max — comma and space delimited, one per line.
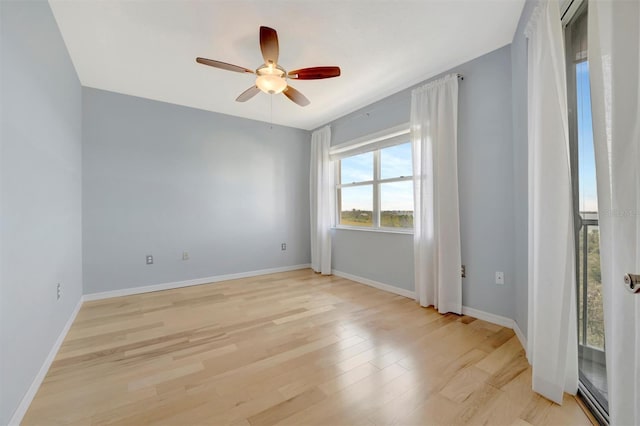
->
24, 269, 592, 425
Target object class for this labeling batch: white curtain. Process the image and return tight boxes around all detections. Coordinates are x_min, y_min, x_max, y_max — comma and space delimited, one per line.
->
525, 1, 578, 405
411, 74, 462, 314
309, 126, 334, 275
589, 1, 640, 424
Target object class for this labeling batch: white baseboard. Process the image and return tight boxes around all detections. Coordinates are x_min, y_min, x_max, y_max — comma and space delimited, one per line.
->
461, 306, 514, 329
512, 320, 529, 360
83, 264, 311, 301
330, 269, 529, 355
332, 269, 416, 299
9, 297, 83, 426
461, 306, 529, 356
9, 264, 310, 424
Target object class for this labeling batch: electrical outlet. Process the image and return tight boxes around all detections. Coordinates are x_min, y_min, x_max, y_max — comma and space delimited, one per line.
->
495, 271, 505, 285
56, 283, 61, 300
281, 243, 286, 251
146, 255, 154, 265
182, 251, 189, 261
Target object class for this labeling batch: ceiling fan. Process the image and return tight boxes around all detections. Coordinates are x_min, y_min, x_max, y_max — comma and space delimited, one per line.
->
196, 26, 341, 107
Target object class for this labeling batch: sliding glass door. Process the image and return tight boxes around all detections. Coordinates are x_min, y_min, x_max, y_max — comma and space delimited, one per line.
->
564, 2, 608, 422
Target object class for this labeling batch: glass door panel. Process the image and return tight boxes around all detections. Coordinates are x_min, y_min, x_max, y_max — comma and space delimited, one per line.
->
565, 2, 609, 420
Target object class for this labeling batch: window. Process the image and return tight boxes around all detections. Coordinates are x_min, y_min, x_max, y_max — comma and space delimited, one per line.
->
335, 134, 413, 230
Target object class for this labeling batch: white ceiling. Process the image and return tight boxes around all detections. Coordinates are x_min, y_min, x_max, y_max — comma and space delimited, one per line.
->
49, 0, 524, 130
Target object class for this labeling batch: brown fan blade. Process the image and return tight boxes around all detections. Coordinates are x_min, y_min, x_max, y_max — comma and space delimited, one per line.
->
282, 85, 310, 107
288, 66, 341, 80
259, 26, 279, 65
196, 57, 254, 74
235, 86, 261, 102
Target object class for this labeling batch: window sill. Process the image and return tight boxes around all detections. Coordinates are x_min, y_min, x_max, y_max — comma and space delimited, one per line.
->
332, 226, 414, 236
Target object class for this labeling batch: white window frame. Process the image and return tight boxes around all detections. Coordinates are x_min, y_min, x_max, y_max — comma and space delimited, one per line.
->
331, 123, 413, 233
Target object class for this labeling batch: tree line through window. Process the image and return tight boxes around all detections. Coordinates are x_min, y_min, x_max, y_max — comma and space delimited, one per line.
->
336, 142, 414, 229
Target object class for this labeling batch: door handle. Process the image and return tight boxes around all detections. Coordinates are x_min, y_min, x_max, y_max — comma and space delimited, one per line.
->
624, 273, 640, 293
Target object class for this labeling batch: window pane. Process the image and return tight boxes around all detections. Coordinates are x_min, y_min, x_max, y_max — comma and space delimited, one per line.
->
584, 225, 603, 349
381, 143, 412, 179
380, 181, 413, 228
576, 61, 598, 214
339, 185, 373, 227
340, 152, 373, 184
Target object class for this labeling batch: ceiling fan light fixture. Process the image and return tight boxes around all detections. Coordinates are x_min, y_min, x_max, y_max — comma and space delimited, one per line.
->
256, 74, 287, 94
255, 65, 287, 94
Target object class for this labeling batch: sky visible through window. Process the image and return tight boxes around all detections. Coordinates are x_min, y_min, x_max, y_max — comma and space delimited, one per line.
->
576, 61, 598, 213
341, 152, 373, 184
340, 143, 413, 211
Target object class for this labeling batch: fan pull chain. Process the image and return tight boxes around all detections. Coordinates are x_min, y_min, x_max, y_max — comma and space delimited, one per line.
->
270, 95, 273, 130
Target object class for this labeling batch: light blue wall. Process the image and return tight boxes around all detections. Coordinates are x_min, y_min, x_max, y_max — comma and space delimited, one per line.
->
0, 1, 83, 424
458, 46, 516, 319
82, 88, 311, 294
332, 230, 414, 292
511, 0, 539, 338
324, 45, 517, 319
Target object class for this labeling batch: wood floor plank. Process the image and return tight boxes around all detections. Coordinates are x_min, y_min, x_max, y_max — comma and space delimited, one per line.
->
475, 335, 524, 374
247, 387, 326, 426
22, 269, 592, 426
